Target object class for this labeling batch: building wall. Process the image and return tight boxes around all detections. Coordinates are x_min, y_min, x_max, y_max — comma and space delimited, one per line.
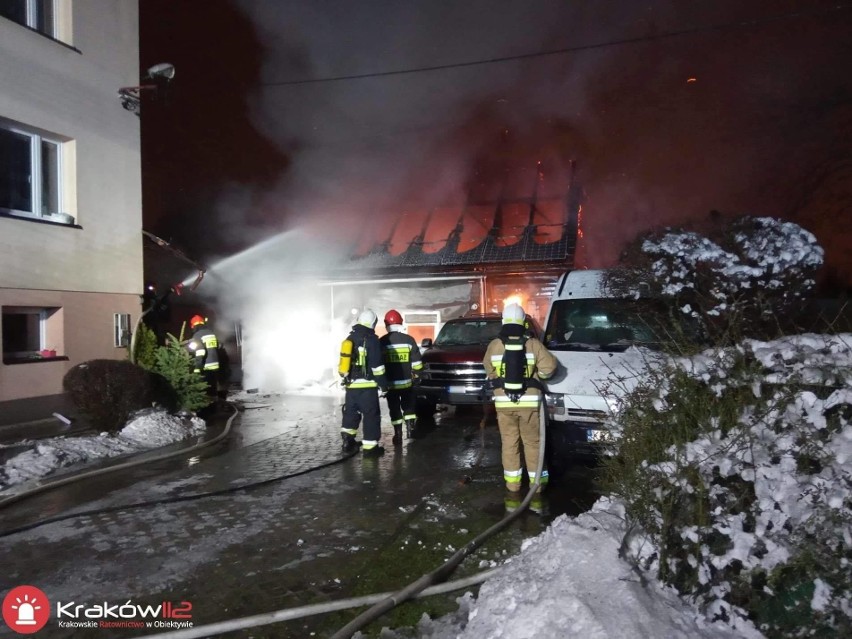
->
0, 2, 143, 414
0, 289, 139, 404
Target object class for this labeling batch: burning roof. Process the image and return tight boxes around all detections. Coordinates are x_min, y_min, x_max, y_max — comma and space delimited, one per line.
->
347, 160, 581, 273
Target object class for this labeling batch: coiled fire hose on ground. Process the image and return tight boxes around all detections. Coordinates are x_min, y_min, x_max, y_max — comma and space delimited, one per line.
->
0, 405, 239, 512
142, 399, 548, 639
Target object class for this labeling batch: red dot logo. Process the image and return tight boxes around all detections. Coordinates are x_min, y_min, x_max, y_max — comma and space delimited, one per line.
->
2, 586, 50, 634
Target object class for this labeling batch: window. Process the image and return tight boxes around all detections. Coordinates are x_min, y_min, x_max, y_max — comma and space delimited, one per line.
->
0, 121, 68, 222
544, 298, 680, 352
114, 313, 131, 348
0, 0, 56, 38
2, 306, 61, 362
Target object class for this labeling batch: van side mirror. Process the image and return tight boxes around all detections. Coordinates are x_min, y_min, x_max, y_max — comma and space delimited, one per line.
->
421, 338, 433, 348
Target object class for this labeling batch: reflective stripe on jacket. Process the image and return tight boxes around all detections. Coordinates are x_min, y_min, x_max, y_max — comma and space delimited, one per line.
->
483, 336, 557, 409
379, 331, 423, 389
344, 324, 387, 390
189, 326, 220, 372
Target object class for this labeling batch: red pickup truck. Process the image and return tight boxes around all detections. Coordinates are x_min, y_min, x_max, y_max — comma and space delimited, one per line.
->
415, 313, 543, 417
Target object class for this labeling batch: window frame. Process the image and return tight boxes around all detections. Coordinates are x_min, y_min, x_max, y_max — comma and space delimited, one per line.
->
0, 0, 57, 39
0, 119, 69, 223
114, 313, 131, 348
1, 305, 65, 363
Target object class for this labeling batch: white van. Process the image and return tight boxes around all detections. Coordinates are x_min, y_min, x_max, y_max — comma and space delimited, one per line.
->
541, 269, 668, 451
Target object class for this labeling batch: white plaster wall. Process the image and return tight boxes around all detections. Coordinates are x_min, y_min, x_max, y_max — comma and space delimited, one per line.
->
0, 0, 143, 295
0, 2, 144, 405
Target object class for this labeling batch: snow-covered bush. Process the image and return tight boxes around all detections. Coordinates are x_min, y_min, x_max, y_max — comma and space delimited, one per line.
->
601, 334, 852, 637
611, 216, 825, 343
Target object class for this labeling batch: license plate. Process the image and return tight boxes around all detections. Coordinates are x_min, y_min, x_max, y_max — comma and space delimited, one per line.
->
447, 386, 479, 395
587, 429, 608, 442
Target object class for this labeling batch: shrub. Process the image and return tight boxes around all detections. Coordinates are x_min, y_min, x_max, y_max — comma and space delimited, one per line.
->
132, 321, 160, 371
601, 335, 852, 636
63, 359, 164, 431
153, 333, 212, 413
611, 215, 825, 344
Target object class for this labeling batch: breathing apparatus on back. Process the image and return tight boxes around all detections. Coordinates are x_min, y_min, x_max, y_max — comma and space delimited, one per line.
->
499, 304, 530, 403
337, 309, 376, 385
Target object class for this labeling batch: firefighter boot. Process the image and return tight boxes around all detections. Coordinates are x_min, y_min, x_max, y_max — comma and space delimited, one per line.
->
362, 444, 385, 458
341, 433, 360, 453
405, 418, 417, 439
392, 424, 403, 445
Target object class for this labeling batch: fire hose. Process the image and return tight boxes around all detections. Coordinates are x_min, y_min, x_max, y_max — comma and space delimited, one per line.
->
131, 231, 207, 364
137, 392, 549, 639
141, 230, 207, 291
330, 396, 548, 639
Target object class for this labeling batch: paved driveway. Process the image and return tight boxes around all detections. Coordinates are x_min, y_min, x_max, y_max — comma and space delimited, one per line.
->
0, 395, 599, 638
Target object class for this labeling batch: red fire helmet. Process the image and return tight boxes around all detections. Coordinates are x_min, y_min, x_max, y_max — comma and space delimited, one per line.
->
384, 309, 403, 326
189, 314, 205, 328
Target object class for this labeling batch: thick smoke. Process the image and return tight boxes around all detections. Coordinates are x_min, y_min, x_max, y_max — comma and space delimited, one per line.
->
193, 0, 851, 390
232, 0, 850, 273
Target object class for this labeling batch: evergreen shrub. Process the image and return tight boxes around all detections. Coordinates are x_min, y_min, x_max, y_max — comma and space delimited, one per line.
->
132, 322, 160, 371
154, 333, 212, 413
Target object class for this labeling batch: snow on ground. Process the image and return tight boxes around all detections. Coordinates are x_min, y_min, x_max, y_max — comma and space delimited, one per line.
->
2, 332, 848, 638
417, 499, 762, 639
0, 409, 206, 491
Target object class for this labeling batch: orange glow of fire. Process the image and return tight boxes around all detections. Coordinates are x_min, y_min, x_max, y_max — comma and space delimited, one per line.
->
503, 294, 524, 308
687, 77, 697, 83
577, 204, 584, 238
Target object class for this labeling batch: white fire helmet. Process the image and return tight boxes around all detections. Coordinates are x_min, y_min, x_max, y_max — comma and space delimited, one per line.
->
357, 308, 378, 329
502, 303, 525, 325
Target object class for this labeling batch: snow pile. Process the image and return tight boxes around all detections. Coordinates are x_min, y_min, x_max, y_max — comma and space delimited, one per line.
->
0, 410, 206, 491
442, 499, 758, 639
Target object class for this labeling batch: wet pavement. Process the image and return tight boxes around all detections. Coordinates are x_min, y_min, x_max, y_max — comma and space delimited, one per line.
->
0, 394, 601, 638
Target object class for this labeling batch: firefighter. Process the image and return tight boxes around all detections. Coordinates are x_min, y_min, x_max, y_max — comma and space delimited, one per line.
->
483, 303, 557, 497
188, 314, 220, 399
141, 281, 182, 342
379, 309, 423, 444
340, 309, 389, 457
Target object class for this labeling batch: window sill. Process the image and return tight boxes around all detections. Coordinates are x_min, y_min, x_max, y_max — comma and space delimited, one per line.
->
3, 356, 69, 365
0, 211, 82, 229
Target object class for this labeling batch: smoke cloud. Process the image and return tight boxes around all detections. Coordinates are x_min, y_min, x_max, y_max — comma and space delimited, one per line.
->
181, 0, 851, 391
230, 0, 850, 277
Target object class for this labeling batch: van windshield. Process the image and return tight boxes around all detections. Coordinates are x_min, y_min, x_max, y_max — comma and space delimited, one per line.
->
544, 298, 674, 352
434, 320, 502, 346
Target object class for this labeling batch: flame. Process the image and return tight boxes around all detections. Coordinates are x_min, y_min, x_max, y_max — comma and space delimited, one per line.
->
577, 204, 584, 238
503, 294, 524, 308
687, 77, 697, 83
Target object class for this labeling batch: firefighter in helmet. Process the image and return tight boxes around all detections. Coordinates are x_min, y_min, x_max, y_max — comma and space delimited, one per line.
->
483, 303, 557, 498
188, 314, 220, 398
379, 309, 423, 444
340, 309, 389, 457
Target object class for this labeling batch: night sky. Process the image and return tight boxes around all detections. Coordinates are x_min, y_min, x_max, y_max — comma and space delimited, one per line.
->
139, 0, 852, 290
